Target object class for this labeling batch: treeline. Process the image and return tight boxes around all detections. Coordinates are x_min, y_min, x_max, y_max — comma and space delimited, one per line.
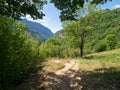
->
0, 16, 43, 89
39, 8, 120, 58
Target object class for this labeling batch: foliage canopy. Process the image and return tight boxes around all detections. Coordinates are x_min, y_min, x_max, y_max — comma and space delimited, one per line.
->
41, 8, 120, 58
51, 0, 112, 21
0, 0, 47, 19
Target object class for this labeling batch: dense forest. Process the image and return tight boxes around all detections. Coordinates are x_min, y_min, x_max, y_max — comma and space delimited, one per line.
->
39, 8, 120, 58
0, 0, 120, 90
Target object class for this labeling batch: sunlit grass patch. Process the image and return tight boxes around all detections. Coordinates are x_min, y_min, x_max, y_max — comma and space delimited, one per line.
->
77, 49, 120, 90
41, 58, 71, 72
78, 49, 120, 71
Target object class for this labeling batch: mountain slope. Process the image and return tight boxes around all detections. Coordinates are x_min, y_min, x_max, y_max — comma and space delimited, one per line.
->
53, 8, 120, 54
22, 19, 53, 41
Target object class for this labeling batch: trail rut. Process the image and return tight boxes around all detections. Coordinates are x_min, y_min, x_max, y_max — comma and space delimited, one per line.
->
40, 60, 82, 90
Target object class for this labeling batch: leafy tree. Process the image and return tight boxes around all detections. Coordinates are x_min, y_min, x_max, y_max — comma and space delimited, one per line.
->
0, 0, 47, 19
51, 0, 112, 21
51, 0, 84, 21
63, 17, 93, 57
39, 38, 62, 58
77, 3, 99, 19
105, 34, 116, 50
55, 8, 120, 57
61, 3, 99, 28
0, 0, 47, 89
94, 40, 107, 52
0, 16, 40, 89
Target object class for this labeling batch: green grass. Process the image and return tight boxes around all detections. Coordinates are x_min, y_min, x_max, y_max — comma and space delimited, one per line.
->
39, 49, 120, 90
77, 49, 120, 90
16, 49, 120, 90
78, 49, 120, 71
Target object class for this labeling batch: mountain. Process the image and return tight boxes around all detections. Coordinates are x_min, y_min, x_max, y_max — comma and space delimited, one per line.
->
53, 30, 64, 40
22, 19, 53, 41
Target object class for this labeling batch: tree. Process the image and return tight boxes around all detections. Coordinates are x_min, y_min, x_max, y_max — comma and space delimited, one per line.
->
77, 3, 99, 19
39, 38, 62, 58
63, 10, 96, 57
51, 0, 112, 21
0, 16, 40, 89
51, 0, 84, 21
105, 34, 116, 50
0, 0, 47, 19
54, 8, 120, 57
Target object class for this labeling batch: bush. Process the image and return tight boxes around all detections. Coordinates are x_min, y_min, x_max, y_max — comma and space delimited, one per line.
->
105, 34, 116, 50
39, 38, 62, 58
95, 40, 107, 52
0, 16, 40, 89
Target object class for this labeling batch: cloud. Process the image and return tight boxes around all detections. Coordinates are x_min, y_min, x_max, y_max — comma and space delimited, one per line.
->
21, 15, 62, 33
22, 15, 49, 27
113, 4, 120, 9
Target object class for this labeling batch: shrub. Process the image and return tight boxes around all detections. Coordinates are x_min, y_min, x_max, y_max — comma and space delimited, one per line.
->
0, 16, 40, 89
95, 40, 107, 52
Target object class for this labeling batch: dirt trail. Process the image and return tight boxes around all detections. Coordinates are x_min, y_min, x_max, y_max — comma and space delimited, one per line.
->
16, 59, 82, 90
55, 60, 76, 75
16, 58, 120, 90
40, 60, 82, 90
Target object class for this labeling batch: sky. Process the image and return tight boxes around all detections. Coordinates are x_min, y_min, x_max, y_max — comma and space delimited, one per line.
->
26, 0, 120, 33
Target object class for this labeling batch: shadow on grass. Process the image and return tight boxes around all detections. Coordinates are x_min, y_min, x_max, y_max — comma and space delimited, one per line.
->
16, 69, 82, 90
9, 61, 45, 90
37, 69, 82, 90
0, 66, 44, 90
16, 67, 120, 90
81, 67, 120, 90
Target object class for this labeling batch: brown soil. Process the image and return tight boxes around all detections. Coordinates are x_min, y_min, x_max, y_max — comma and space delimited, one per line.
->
16, 59, 82, 90
39, 60, 82, 90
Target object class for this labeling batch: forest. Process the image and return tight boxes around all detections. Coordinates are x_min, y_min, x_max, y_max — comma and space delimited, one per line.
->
0, 0, 120, 90
41, 8, 120, 58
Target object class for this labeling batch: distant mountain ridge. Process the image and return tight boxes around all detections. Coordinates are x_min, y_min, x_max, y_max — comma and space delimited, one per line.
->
22, 19, 53, 41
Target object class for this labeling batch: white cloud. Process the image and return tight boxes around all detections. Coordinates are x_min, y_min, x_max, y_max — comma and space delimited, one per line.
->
22, 14, 50, 29
24, 15, 48, 27
113, 4, 120, 9
22, 15, 62, 33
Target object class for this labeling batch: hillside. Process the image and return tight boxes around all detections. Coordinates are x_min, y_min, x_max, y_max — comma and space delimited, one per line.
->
22, 19, 53, 41
47, 8, 120, 57
53, 30, 63, 40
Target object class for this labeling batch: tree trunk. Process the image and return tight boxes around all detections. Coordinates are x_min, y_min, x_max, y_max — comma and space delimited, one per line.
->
80, 36, 84, 57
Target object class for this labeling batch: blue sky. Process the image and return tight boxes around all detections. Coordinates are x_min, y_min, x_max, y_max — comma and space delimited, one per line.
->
26, 0, 120, 33
100, 0, 120, 9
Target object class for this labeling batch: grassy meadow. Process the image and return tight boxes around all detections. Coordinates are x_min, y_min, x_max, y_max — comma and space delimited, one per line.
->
76, 49, 120, 89
43, 49, 120, 89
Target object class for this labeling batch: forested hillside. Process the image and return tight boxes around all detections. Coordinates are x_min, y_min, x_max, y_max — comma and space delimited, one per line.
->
22, 19, 53, 42
40, 8, 120, 58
